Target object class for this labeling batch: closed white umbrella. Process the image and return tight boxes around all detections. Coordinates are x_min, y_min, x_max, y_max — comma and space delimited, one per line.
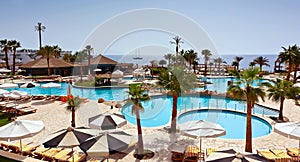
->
0, 83, 18, 88
179, 120, 226, 155
0, 89, 9, 96
0, 120, 44, 152
274, 122, 300, 159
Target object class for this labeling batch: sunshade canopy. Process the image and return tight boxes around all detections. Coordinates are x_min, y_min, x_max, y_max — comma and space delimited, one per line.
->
88, 113, 127, 130
79, 130, 135, 157
206, 149, 268, 162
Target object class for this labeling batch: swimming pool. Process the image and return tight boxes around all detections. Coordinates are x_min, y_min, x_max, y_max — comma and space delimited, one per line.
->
121, 95, 278, 128
178, 109, 272, 139
5, 82, 128, 101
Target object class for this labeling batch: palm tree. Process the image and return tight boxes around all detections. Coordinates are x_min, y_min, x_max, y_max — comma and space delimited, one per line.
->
35, 22, 46, 49
279, 45, 299, 81
157, 67, 197, 133
36, 45, 61, 76
158, 59, 167, 67
84, 45, 93, 75
0, 39, 11, 69
9, 40, 21, 75
62, 53, 74, 62
231, 61, 239, 70
233, 56, 243, 70
74, 50, 88, 82
201, 49, 212, 76
65, 95, 83, 127
127, 83, 150, 154
249, 61, 256, 67
253, 56, 270, 73
262, 79, 300, 121
170, 36, 183, 65
227, 67, 266, 152
184, 49, 198, 70
164, 53, 173, 66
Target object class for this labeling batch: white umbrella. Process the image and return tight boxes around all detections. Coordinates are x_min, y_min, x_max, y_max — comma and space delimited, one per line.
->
294, 83, 300, 88
0, 68, 11, 73
41, 82, 61, 95
0, 120, 44, 152
206, 149, 268, 162
0, 89, 9, 96
93, 68, 102, 72
0, 83, 18, 88
179, 120, 226, 154
274, 122, 300, 159
20, 82, 40, 88
89, 113, 127, 130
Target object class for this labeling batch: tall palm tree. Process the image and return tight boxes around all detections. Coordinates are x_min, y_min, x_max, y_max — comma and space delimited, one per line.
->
253, 56, 270, 73
170, 36, 183, 65
36, 45, 61, 76
184, 49, 198, 70
35, 22, 46, 49
0, 39, 11, 69
233, 56, 243, 70
84, 45, 93, 75
9, 40, 21, 75
74, 50, 87, 82
164, 53, 173, 66
157, 67, 197, 133
263, 79, 300, 121
227, 67, 266, 152
201, 49, 212, 76
279, 45, 299, 81
127, 83, 150, 154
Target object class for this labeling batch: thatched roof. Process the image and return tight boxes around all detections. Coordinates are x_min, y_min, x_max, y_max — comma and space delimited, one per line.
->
20, 57, 73, 68
88, 54, 118, 65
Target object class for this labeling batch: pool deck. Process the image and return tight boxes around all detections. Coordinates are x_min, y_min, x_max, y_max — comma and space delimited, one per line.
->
0, 94, 297, 162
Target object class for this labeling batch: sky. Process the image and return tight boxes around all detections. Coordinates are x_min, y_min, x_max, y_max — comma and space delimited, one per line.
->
1, 0, 300, 56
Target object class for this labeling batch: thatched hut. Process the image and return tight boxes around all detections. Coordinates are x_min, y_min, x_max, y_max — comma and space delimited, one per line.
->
19, 57, 73, 76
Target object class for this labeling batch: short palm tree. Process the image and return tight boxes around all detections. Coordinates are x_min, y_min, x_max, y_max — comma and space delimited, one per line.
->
184, 49, 198, 70
36, 45, 61, 76
164, 53, 173, 66
279, 45, 299, 81
201, 49, 212, 76
253, 56, 270, 74
0, 39, 11, 70
249, 61, 256, 67
62, 53, 74, 62
157, 67, 197, 133
262, 79, 300, 121
227, 67, 266, 152
233, 56, 244, 70
64, 95, 83, 127
170, 36, 183, 65
9, 40, 21, 76
127, 84, 150, 154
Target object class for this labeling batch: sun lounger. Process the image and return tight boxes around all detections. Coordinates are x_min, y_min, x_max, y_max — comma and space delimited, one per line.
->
42, 148, 62, 161
206, 148, 217, 157
270, 149, 293, 162
32, 146, 50, 159
257, 150, 278, 161
286, 148, 299, 157
183, 145, 200, 162
171, 151, 184, 162
53, 148, 72, 160
68, 152, 86, 162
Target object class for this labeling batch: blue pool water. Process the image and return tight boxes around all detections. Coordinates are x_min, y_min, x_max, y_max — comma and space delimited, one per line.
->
178, 109, 272, 139
121, 95, 278, 129
5, 82, 128, 101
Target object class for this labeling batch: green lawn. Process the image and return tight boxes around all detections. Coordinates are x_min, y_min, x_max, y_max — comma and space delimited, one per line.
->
0, 112, 14, 127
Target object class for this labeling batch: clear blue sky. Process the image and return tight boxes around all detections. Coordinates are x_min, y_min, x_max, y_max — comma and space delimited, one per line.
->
1, 0, 299, 55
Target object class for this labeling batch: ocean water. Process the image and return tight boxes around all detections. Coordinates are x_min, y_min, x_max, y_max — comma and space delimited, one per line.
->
105, 54, 278, 72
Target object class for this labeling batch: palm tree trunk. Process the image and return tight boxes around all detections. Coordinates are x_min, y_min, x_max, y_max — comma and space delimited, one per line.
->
39, 30, 42, 49
12, 49, 16, 76
245, 99, 253, 152
171, 94, 178, 133
47, 58, 50, 76
278, 97, 285, 121
135, 102, 144, 154
88, 51, 91, 75
293, 64, 298, 83
5, 50, 9, 70
204, 61, 207, 76
71, 107, 75, 127
286, 60, 292, 81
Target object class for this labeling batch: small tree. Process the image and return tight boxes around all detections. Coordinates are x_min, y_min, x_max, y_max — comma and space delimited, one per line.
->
61, 95, 83, 127
158, 59, 167, 67
127, 84, 150, 154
